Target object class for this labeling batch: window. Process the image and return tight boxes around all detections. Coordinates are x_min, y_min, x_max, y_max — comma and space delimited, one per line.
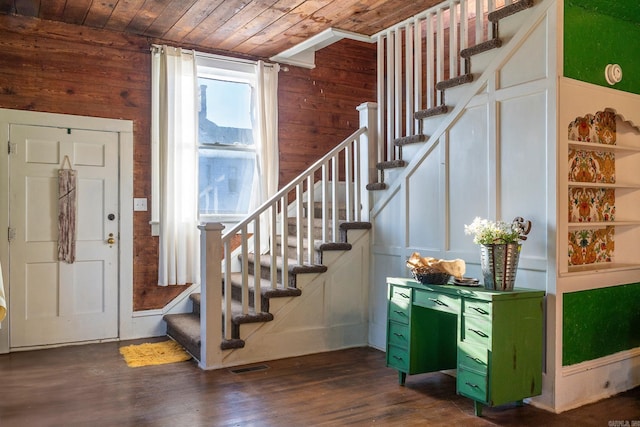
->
197, 77, 256, 222
151, 48, 279, 240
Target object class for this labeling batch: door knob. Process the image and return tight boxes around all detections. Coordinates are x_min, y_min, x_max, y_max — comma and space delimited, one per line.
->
107, 233, 115, 245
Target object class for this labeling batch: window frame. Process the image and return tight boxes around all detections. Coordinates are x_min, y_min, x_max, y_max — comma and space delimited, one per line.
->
151, 52, 261, 235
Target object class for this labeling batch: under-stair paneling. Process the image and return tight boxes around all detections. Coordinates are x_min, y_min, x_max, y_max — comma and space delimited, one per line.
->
369, 251, 404, 350
368, 0, 562, 409
447, 104, 491, 256
327, 244, 369, 327
372, 188, 404, 249
220, 229, 371, 367
498, 90, 549, 283
369, 186, 406, 350
407, 142, 445, 252
499, 17, 549, 89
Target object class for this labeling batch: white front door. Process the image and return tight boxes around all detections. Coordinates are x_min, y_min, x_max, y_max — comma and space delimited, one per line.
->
9, 124, 119, 347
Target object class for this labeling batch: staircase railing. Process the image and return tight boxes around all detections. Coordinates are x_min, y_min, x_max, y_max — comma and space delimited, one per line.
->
372, 0, 509, 165
198, 102, 378, 369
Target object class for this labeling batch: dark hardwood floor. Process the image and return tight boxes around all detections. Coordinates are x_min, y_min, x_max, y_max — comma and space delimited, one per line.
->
0, 338, 638, 426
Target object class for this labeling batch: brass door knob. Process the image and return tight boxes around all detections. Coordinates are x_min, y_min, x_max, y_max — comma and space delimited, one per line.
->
107, 233, 115, 245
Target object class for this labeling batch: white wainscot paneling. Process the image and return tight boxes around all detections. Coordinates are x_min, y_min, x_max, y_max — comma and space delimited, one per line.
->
448, 105, 490, 252
499, 90, 548, 262
372, 189, 404, 247
369, 252, 402, 350
499, 14, 549, 89
407, 143, 444, 250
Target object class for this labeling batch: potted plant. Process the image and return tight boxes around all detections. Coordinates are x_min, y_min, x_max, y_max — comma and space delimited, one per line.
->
464, 217, 532, 290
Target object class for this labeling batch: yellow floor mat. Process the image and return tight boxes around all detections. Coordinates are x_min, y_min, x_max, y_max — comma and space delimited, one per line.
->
119, 340, 192, 368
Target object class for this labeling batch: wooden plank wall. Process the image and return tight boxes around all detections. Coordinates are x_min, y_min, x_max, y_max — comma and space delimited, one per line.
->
0, 14, 376, 310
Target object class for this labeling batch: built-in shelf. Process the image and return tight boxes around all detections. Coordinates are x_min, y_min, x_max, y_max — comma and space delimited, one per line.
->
568, 181, 640, 189
568, 220, 640, 229
566, 262, 640, 275
568, 140, 640, 153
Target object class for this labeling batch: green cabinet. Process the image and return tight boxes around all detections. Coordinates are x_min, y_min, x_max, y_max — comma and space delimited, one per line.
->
386, 278, 544, 416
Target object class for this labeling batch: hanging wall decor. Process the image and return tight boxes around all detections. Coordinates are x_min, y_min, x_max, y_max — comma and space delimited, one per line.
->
58, 155, 77, 263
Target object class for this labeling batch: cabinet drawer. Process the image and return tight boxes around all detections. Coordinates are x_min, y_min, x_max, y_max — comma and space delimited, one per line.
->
386, 345, 410, 371
457, 367, 488, 403
461, 315, 491, 347
463, 299, 492, 319
414, 290, 460, 314
390, 286, 412, 303
389, 300, 410, 324
389, 285, 412, 324
458, 342, 488, 374
387, 322, 410, 348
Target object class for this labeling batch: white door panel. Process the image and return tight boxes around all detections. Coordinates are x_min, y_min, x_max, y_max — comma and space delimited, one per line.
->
9, 124, 119, 347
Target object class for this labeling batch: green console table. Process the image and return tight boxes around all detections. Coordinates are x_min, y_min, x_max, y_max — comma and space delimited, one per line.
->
386, 277, 544, 416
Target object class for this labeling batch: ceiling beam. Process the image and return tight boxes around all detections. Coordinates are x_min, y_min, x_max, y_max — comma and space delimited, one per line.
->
270, 27, 373, 69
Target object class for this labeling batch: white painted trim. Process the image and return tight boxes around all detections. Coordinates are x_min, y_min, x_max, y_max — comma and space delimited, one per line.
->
562, 347, 640, 377
0, 108, 135, 350
270, 28, 373, 69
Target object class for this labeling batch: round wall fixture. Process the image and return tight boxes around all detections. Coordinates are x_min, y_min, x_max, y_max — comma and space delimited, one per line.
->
605, 64, 623, 85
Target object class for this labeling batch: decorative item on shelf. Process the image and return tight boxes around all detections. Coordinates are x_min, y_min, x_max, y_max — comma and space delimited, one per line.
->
464, 216, 532, 291
406, 252, 465, 285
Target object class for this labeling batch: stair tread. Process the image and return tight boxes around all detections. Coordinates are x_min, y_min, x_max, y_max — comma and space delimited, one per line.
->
435, 73, 474, 91
366, 182, 387, 191
394, 134, 428, 146
245, 253, 328, 274
376, 160, 407, 170
164, 312, 245, 355
414, 105, 448, 120
229, 273, 302, 298
460, 38, 503, 58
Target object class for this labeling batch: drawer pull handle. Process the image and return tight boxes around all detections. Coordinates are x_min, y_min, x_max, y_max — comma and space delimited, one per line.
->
465, 355, 484, 364
428, 298, 448, 307
393, 310, 406, 317
392, 355, 404, 361
465, 382, 481, 389
468, 328, 488, 338
398, 292, 410, 299
470, 306, 488, 315
393, 332, 405, 338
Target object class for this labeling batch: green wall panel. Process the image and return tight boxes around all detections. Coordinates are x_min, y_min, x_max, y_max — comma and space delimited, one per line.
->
563, 283, 640, 366
564, 4, 640, 95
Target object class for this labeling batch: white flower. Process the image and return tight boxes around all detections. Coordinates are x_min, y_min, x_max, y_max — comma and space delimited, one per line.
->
464, 217, 528, 245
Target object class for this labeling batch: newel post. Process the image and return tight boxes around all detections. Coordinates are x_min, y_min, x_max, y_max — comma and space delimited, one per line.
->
357, 102, 378, 221
198, 222, 225, 369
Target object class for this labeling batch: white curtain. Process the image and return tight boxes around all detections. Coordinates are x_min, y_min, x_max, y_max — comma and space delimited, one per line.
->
254, 61, 280, 205
253, 60, 280, 253
152, 46, 200, 286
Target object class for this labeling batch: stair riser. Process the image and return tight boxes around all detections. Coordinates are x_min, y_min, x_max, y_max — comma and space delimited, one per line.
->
193, 287, 268, 313
397, 144, 423, 165
468, 50, 497, 75
419, 115, 446, 138
440, 83, 471, 109
247, 260, 297, 288
275, 242, 321, 264
308, 207, 347, 219
230, 282, 269, 312
287, 222, 333, 240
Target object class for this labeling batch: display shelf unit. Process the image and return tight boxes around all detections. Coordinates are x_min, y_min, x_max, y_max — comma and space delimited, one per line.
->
560, 82, 640, 276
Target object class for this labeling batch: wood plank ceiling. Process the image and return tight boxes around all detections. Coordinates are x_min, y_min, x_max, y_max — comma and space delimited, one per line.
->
0, 0, 442, 59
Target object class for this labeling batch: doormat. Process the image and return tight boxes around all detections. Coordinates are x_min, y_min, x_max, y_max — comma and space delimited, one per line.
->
119, 340, 192, 368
